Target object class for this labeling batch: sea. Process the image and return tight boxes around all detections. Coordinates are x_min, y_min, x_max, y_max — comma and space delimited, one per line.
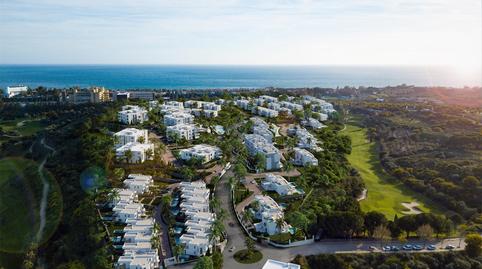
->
0, 65, 480, 90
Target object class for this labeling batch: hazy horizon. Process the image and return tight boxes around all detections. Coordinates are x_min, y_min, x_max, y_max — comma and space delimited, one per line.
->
1, 0, 481, 74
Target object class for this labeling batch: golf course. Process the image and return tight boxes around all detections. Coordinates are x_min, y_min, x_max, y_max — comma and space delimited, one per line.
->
342, 122, 439, 220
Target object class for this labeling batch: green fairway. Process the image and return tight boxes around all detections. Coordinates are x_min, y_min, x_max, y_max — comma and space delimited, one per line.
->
342, 123, 438, 220
0, 118, 47, 137
0, 158, 62, 253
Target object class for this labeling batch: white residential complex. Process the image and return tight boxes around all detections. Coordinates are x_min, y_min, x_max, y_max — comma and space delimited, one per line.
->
261, 174, 301, 196
252, 195, 290, 235
303, 95, 336, 114
4, 85, 28, 98
178, 182, 215, 257
163, 112, 194, 126
114, 128, 149, 148
114, 175, 159, 269
256, 106, 279, 118
118, 105, 149, 125
288, 126, 322, 152
166, 123, 199, 141
180, 144, 222, 163
302, 117, 326, 129
116, 142, 155, 163
235, 99, 251, 111
293, 147, 318, 167
244, 134, 282, 170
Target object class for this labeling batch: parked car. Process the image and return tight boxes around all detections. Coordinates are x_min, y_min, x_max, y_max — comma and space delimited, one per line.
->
402, 244, 413, 250
391, 246, 400, 251
445, 245, 455, 250
427, 245, 436, 250
382, 246, 391, 251
369, 246, 377, 251
413, 245, 423, 251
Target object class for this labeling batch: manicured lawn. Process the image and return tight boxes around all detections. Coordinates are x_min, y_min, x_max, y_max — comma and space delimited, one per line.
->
342, 122, 439, 220
0, 158, 62, 253
233, 249, 263, 264
0, 118, 47, 137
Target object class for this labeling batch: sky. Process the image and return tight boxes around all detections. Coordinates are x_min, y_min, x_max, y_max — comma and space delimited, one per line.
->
0, 0, 481, 71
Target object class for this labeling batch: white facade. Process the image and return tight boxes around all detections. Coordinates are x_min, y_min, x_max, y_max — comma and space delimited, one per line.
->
252, 195, 290, 235
261, 174, 301, 196
163, 112, 194, 126
114, 128, 149, 148
166, 124, 199, 141
262, 259, 300, 269
124, 174, 153, 194
280, 101, 303, 111
179, 144, 222, 163
259, 95, 279, 103
253, 126, 274, 143
293, 147, 318, 167
118, 105, 149, 125
244, 134, 282, 170
288, 126, 322, 152
302, 117, 326, 129
235, 99, 251, 111
178, 182, 214, 257
116, 142, 155, 163
256, 106, 279, 118
313, 112, 329, 121
4, 85, 28, 98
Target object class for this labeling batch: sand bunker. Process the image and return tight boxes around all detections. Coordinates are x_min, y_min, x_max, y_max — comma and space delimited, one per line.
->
401, 201, 423, 214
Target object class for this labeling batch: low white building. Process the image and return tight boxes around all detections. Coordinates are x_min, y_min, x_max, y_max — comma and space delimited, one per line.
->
180, 144, 222, 163
4, 85, 28, 98
302, 117, 326, 129
262, 259, 300, 269
118, 105, 149, 125
280, 101, 303, 111
166, 124, 199, 141
313, 112, 328, 121
288, 126, 322, 152
261, 174, 301, 196
163, 112, 194, 126
293, 147, 318, 167
116, 142, 155, 163
114, 128, 149, 148
259, 95, 279, 103
124, 174, 153, 194
113, 202, 145, 223
252, 195, 290, 235
253, 125, 274, 143
235, 99, 251, 111
244, 134, 282, 170
256, 106, 279, 118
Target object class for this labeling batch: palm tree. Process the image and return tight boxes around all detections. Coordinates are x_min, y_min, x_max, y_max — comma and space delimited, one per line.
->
276, 217, 285, 233
138, 136, 145, 144
217, 208, 227, 222
124, 149, 133, 163
210, 197, 220, 211
173, 243, 185, 262
145, 148, 153, 160
210, 219, 225, 248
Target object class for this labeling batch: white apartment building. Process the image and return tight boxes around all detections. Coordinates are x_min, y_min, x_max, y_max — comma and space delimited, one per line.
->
166, 124, 199, 141
313, 112, 329, 121
235, 99, 251, 111
124, 174, 153, 194
259, 95, 279, 103
113, 202, 145, 223
179, 144, 222, 163
261, 174, 301, 196
280, 101, 303, 111
148, 100, 159, 110
114, 128, 149, 148
302, 117, 326, 129
293, 147, 318, 167
288, 126, 322, 152
177, 181, 214, 257
253, 126, 274, 143
244, 134, 282, 170
116, 142, 155, 163
163, 112, 194, 126
250, 117, 270, 129
252, 195, 290, 235
118, 105, 149, 125
4, 85, 28, 98
256, 106, 279, 118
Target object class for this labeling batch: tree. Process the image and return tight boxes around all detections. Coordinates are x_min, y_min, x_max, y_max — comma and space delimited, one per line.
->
286, 211, 309, 235
145, 148, 153, 160
245, 237, 255, 257
254, 152, 266, 172
137, 136, 145, 144
234, 163, 247, 178
193, 256, 213, 269
212, 250, 223, 269
373, 225, 391, 248
276, 217, 285, 233
416, 224, 433, 247
364, 211, 387, 238
173, 244, 185, 262
397, 215, 416, 238
465, 233, 482, 258
123, 149, 133, 163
